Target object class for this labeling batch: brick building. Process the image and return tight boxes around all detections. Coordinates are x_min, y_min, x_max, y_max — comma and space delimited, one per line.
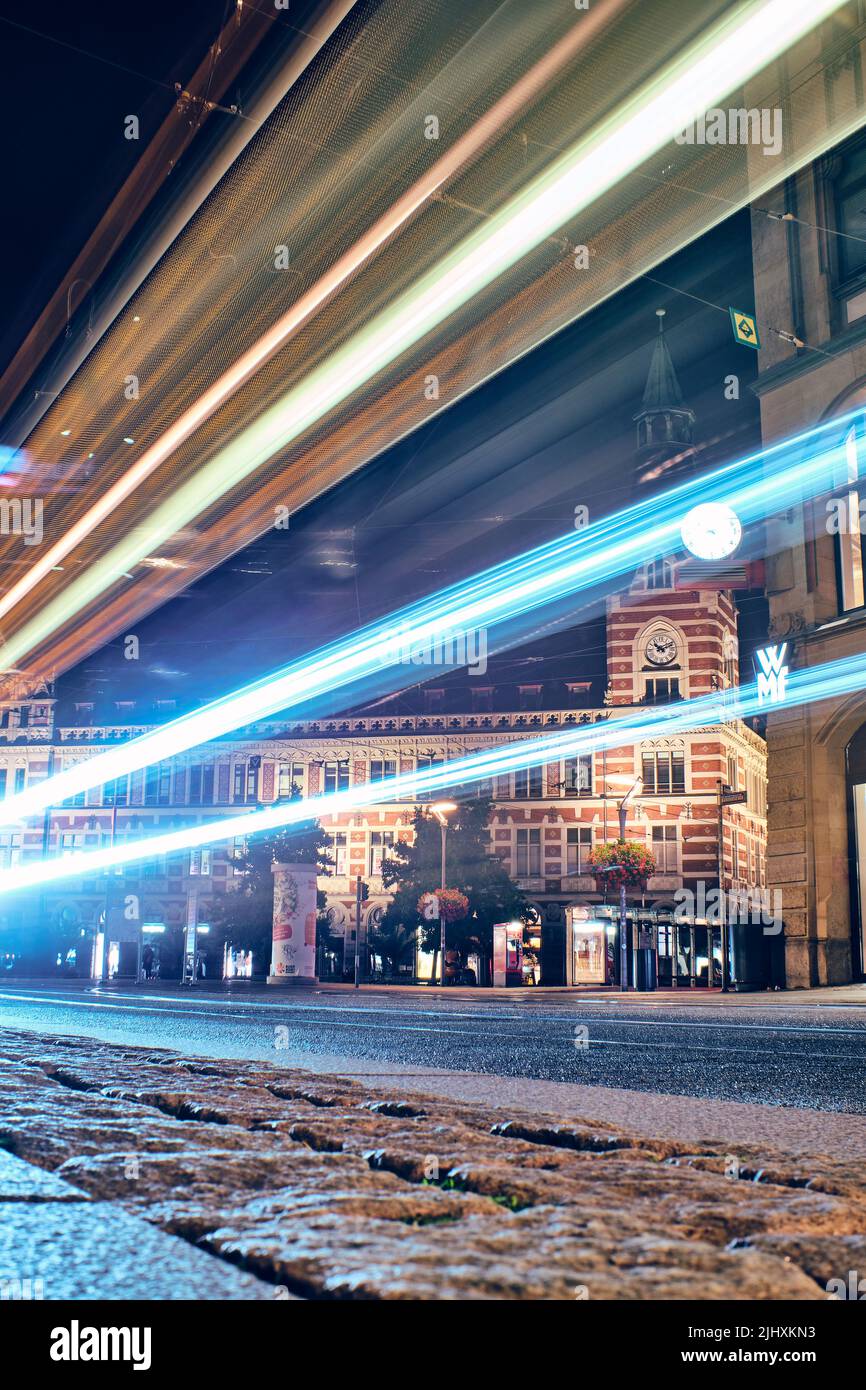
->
0, 321, 769, 987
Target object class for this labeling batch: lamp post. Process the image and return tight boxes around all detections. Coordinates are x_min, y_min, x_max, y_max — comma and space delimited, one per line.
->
603, 776, 642, 991
430, 801, 457, 987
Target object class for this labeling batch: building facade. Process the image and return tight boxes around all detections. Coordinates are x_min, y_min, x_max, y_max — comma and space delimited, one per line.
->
0, 317, 773, 988
0, 570, 767, 987
752, 121, 866, 986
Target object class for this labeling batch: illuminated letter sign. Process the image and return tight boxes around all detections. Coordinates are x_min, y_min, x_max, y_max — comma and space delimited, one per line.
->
755, 643, 789, 704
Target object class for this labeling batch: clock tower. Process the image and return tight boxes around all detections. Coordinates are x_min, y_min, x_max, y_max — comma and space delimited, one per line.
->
607, 312, 741, 705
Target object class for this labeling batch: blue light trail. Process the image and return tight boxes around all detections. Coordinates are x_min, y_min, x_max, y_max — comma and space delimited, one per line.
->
0, 644, 862, 895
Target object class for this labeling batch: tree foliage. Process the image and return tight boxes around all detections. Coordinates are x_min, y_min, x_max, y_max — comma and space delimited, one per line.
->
380, 797, 530, 963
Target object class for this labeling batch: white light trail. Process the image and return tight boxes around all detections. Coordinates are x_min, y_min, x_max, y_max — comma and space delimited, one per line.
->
1, 646, 862, 896
0, 406, 859, 829
2, 0, 846, 671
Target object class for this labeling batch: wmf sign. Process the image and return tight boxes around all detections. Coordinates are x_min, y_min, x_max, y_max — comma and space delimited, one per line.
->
754, 643, 789, 705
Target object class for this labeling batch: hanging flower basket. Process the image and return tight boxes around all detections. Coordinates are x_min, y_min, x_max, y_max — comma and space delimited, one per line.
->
417, 888, 470, 923
587, 840, 657, 889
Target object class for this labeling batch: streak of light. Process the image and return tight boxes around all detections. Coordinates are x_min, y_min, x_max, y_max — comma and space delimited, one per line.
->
0, 404, 859, 828
0, 0, 628, 630
0, 0, 845, 668
1, 645, 862, 894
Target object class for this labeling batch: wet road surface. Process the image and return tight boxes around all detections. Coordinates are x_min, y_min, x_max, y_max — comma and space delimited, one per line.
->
1, 982, 864, 1113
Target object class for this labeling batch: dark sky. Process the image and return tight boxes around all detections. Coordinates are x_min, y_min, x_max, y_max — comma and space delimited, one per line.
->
0, 5, 766, 714
0, 0, 236, 377
64, 212, 766, 712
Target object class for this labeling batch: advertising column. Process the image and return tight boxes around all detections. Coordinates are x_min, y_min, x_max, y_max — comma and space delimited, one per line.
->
267, 862, 318, 986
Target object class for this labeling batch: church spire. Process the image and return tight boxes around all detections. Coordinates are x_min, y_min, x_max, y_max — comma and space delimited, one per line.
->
634, 309, 696, 484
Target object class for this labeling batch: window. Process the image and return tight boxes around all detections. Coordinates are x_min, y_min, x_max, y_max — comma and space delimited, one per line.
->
641, 750, 685, 795
472, 687, 493, 712
329, 832, 347, 876
277, 762, 304, 799
63, 787, 85, 808
834, 138, 866, 287
60, 831, 84, 858
416, 755, 442, 801
30, 705, 50, 727
13, 767, 25, 795
644, 678, 680, 705
323, 760, 349, 795
566, 826, 592, 874
651, 825, 678, 873
0, 769, 6, 799
370, 759, 397, 784
424, 689, 445, 715
642, 556, 674, 590
202, 765, 215, 804
726, 754, 738, 791
0, 833, 21, 867
189, 765, 202, 805
246, 759, 260, 803
836, 423, 865, 612
518, 685, 542, 711
145, 766, 171, 805
563, 754, 592, 796
514, 766, 543, 799
103, 776, 128, 807
6, 709, 20, 730
233, 763, 246, 803
516, 827, 541, 877
369, 830, 395, 876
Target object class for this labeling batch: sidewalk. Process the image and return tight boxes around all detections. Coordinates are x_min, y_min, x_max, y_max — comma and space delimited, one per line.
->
0, 1150, 277, 1301
317, 981, 866, 1006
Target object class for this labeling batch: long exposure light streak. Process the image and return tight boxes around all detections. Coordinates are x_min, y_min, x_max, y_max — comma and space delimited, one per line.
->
1, 647, 864, 896
0, 0, 629, 629
2, 0, 845, 673
0, 406, 861, 829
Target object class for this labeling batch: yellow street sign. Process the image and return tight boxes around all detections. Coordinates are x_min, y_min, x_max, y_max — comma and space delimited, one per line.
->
729, 307, 760, 350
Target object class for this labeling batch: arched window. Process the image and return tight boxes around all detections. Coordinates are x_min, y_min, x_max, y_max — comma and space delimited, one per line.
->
640, 556, 674, 590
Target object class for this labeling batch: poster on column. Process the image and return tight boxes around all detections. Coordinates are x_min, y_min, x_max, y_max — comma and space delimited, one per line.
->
270, 862, 318, 982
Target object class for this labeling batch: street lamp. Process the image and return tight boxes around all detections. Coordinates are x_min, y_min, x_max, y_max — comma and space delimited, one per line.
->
601, 776, 642, 991
430, 801, 457, 987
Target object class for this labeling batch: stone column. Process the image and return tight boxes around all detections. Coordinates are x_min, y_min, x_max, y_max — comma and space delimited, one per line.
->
267, 862, 318, 987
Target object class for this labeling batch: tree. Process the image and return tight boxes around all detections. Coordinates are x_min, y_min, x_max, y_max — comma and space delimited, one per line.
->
368, 920, 417, 977
380, 796, 530, 972
211, 805, 333, 974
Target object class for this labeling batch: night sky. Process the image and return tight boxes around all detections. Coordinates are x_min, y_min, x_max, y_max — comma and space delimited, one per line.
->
65, 215, 766, 713
0, 0, 235, 378
0, 4, 766, 716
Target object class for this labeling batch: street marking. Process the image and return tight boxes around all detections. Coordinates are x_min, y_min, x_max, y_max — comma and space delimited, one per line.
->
0, 987, 865, 1037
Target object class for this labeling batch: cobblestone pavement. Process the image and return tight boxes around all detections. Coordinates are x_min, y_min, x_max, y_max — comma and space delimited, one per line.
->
1, 1027, 864, 1300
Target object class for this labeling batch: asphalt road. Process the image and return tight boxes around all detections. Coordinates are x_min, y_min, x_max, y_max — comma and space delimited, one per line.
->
0, 982, 864, 1114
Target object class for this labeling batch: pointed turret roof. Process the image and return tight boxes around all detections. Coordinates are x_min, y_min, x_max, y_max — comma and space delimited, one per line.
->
640, 308, 686, 412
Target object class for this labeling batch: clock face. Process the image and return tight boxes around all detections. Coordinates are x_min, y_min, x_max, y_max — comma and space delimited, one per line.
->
680, 502, 742, 560
645, 632, 678, 666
